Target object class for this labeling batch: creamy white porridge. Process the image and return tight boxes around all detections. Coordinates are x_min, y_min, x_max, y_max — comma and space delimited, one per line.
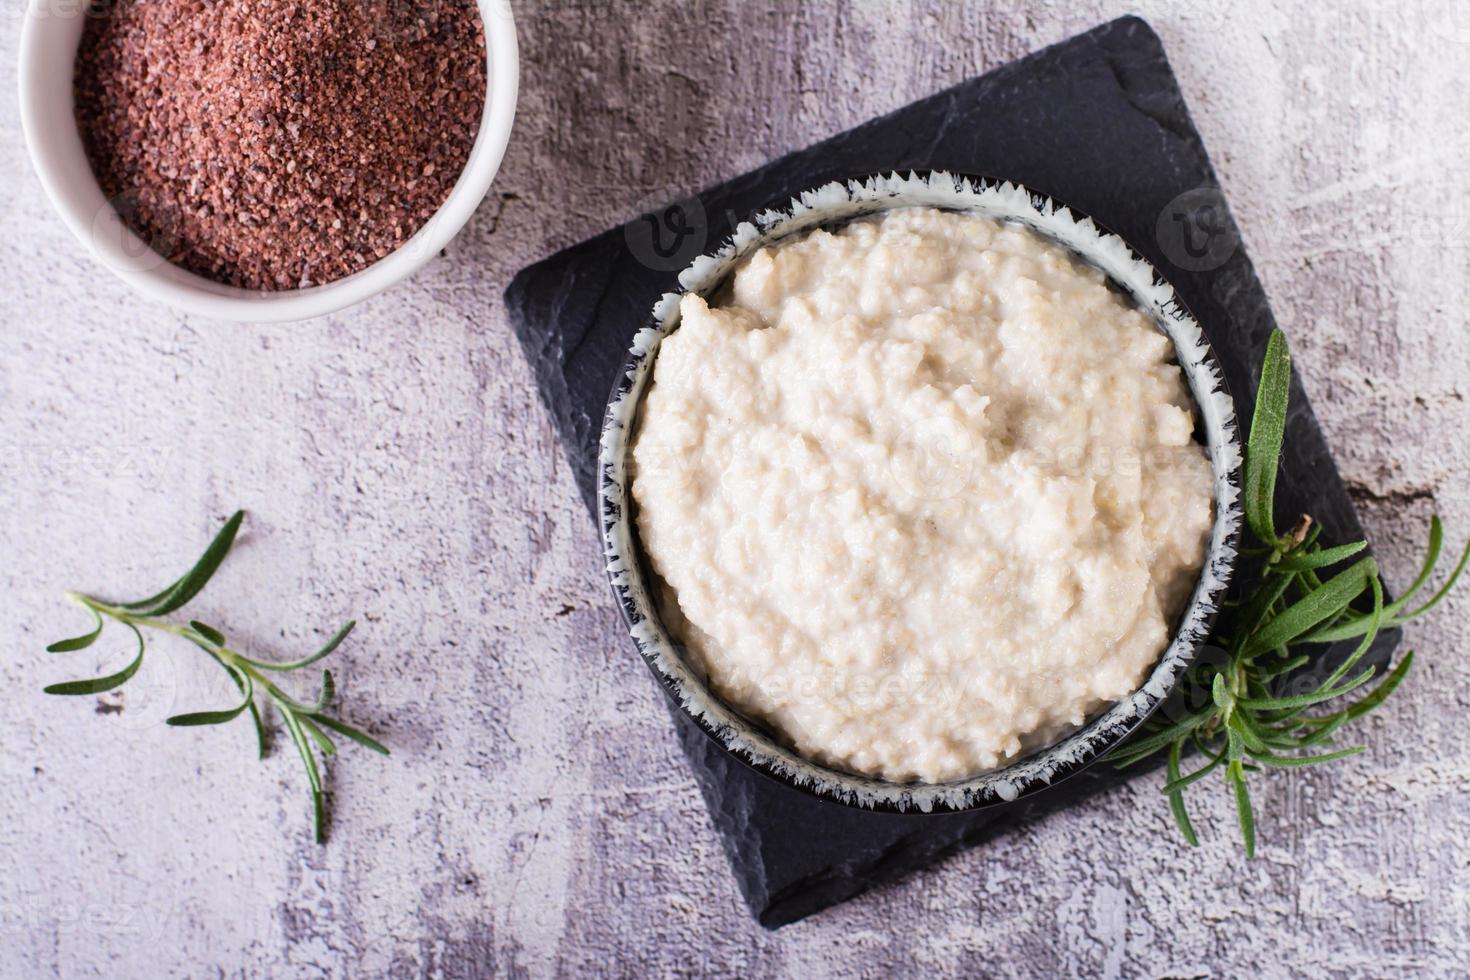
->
630, 207, 1214, 783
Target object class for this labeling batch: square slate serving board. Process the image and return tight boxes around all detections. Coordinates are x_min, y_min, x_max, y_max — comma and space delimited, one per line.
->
504, 15, 1398, 928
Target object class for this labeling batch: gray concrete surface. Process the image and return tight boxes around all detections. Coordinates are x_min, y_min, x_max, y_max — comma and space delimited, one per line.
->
3, 0, 1469, 976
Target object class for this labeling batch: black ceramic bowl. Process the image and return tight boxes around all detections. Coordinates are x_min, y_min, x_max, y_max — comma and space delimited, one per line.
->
598, 172, 1242, 812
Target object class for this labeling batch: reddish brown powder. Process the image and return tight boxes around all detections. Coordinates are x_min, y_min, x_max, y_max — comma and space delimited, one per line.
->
74, 0, 487, 290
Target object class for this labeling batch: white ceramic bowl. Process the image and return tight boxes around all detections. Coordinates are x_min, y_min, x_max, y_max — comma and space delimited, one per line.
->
18, 0, 518, 322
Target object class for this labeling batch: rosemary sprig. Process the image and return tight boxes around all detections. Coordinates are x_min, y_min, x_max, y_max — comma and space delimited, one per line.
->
1111, 329, 1468, 856
42, 511, 387, 843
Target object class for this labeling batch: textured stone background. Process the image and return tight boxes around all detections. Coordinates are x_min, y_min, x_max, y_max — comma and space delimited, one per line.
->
3, 1, 1468, 976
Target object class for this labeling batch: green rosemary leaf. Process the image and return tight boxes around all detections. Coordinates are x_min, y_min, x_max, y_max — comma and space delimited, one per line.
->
117, 582, 184, 615
1257, 653, 1311, 679
1237, 713, 1302, 751
278, 706, 320, 793
1341, 650, 1415, 722
246, 701, 268, 759
1290, 711, 1351, 748
1230, 763, 1256, 858
189, 620, 226, 646
1304, 652, 1415, 729
300, 716, 337, 756
1109, 708, 1214, 766
47, 607, 105, 653
1166, 741, 1198, 847
233, 620, 357, 673
1161, 746, 1226, 794
1233, 568, 1295, 647
276, 701, 325, 843
1319, 573, 1384, 692
296, 670, 337, 713
1238, 667, 1375, 711
1274, 540, 1367, 571
1189, 729, 1217, 758
307, 715, 390, 755
44, 623, 145, 696
1108, 744, 1162, 769
1297, 616, 1369, 646
1226, 726, 1245, 762
1303, 523, 1324, 549
1250, 745, 1365, 768
1298, 564, 1325, 593
167, 704, 251, 726
1240, 558, 1374, 658
1243, 330, 1291, 544
1301, 522, 1465, 644
121, 511, 244, 616
1392, 515, 1444, 608
216, 656, 265, 757
1228, 713, 1269, 753
313, 791, 327, 844
1392, 537, 1470, 624
167, 669, 254, 726
1252, 712, 1306, 750
1212, 672, 1233, 711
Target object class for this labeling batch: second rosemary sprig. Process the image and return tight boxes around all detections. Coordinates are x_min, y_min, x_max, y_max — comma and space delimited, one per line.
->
1110, 329, 1468, 856
44, 511, 387, 843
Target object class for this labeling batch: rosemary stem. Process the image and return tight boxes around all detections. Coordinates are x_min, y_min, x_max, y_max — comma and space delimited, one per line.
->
68, 593, 312, 714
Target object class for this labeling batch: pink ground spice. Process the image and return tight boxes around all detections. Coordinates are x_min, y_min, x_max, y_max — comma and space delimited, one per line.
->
74, 0, 487, 290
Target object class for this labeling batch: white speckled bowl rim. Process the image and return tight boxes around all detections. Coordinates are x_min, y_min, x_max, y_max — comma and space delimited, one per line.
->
599, 171, 1243, 812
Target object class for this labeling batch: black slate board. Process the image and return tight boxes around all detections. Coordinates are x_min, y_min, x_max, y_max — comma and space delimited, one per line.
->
504, 15, 1398, 928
